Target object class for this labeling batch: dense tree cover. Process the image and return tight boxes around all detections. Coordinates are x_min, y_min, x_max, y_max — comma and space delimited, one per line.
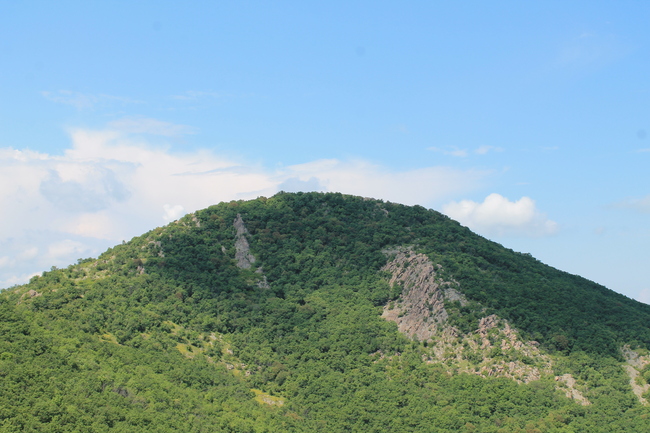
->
2, 191, 650, 431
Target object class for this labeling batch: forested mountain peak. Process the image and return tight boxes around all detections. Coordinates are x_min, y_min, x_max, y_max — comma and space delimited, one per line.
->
3, 191, 650, 432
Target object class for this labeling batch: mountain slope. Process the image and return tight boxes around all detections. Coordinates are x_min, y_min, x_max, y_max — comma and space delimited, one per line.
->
2, 191, 650, 432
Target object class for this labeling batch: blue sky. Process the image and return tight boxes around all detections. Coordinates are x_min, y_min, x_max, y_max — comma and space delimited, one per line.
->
1, 1, 649, 302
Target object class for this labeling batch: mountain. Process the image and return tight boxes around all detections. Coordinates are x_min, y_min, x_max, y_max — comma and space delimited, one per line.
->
2, 191, 650, 432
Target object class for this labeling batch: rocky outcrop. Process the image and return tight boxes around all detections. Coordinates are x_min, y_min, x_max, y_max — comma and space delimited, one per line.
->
622, 345, 650, 405
233, 214, 256, 269
426, 311, 553, 384
554, 374, 591, 405
148, 240, 165, 257
381, 247, 465, 342
232, 214, 269, 289
19, 289, 42, 303
255, 267, 270, 289
381, 247, 552, 384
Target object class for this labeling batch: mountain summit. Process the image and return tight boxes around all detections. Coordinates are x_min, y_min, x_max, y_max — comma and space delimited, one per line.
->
2, 192, 650, 431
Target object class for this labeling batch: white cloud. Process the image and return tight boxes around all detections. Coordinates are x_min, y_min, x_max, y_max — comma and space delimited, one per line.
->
282, 159, 488, 206
442, 193, 558, 237
0, 272, 42, 290
47, 240, 87, 261
278, 177, 325, 193
39, 165, 130, 213
163, 204, 185, 222
18, 247, 39, 261
0, 119, 491, 288
0, 246, 36, 270
62, 212, 121, 240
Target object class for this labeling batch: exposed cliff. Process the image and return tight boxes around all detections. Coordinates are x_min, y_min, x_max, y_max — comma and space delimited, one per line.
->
381, 247, 465, 342
382, 247, 553, 384
233, 213, 256, 269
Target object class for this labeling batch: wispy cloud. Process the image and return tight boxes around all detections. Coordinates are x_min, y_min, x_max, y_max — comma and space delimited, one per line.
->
393, 124, 409, 134
428, 145, 503, 157
108, 117, 197, 136
171, 91, 221, 101
475, 145, 504, 155
443, 193, 558, 237
553, 31, 627, 71
428, 147, 468, 157
610, 195, 650, 213
42, 90, 143, 110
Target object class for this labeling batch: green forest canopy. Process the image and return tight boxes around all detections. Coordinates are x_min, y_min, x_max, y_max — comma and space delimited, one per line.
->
2, 192, 650, 432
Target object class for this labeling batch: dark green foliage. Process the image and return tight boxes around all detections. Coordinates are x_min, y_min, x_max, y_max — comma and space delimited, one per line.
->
2, 191, 650, 431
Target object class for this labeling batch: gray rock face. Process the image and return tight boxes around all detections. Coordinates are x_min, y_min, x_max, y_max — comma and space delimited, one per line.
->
231, 214, 270, 289
621, 345, 650, 405
381, 247, 464, 341
233, 214, 256, 269
381, 247, 553, 384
